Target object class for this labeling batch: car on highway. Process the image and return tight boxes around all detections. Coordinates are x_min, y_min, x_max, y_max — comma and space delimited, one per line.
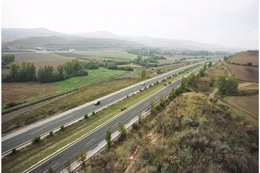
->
94, 100, 101, 106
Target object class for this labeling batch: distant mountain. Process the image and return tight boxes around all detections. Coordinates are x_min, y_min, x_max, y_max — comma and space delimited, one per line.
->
75, 31, 119, 39
76, 31, 238, 52
2, 28, 65, 42
3, 35, 141, 50
123, 36, 238, 52
2, 28, 238, 51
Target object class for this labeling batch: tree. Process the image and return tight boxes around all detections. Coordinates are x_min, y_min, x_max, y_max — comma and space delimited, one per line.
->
56, 64, 66, 80
159, 95, 165, 107
37, 65, 55, 83
216, 74, 238, 96
209, 77, 215, 87
10, 64, 19, 81
150, 99, 156, 115
16, 62, 36, 81
118, 123, 127, 141
64, 159, 72, 173
140, 69, 146, 78
208, 61, 212, 68
48, 167, 56, 173
2, 54, 15, 66
77, 150, 86, 167
106, 128, 112, 148
247, 62, 253, 66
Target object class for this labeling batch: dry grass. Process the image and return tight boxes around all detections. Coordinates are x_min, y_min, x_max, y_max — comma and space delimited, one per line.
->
4, 52, 73, 68
2, 78, 140, 134
2, 83, 57, 104
225, 95, 259, 117
229, 50, 259, 65
227, 64, 258, 82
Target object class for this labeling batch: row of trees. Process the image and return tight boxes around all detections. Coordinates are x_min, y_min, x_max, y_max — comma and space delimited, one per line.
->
2, 54, 15, 67
3, 60, 88, 83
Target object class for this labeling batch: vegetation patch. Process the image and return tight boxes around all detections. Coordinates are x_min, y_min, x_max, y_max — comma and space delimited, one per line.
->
81, 92, 258, 173
2, 78, 138, 134
225, 95, 259, 117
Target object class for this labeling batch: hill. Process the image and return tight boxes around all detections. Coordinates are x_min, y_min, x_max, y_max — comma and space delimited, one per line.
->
2, 28, 64, 42
226, 50, 259, 82
229, 50, 259, 66
2, 35, 141, 50
2, 28, 237, 51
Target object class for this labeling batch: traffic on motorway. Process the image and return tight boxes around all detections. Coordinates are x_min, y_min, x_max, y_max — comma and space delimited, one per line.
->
2, 60, 213, 156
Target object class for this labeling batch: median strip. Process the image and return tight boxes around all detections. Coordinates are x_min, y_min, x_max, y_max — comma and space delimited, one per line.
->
2, 64, 204, 173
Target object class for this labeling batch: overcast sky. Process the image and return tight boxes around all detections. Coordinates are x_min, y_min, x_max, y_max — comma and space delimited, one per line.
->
2, 0, 259, 49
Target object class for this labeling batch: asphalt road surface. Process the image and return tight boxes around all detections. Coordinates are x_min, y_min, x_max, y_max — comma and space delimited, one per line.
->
2, 61, 207, 155
29, 73, 182, 173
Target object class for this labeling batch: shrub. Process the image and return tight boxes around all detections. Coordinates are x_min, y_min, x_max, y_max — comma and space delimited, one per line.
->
84, 114, 89, 119
32, 136, 41, 144
60, 125, 65, 131
132, 123, 140, 130
11, 148, 16, 154
49, 131, 53, 137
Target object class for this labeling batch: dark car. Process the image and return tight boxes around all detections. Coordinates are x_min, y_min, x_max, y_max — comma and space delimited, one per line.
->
94, 100, 101, 106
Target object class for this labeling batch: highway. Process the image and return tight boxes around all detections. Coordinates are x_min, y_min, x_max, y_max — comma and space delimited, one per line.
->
27, 64, 207, 173
2, 61, 207, 155
28, 73, 182, 173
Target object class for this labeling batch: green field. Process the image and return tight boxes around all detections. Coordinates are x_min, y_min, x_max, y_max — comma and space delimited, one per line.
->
3, 68, 127, 113
3, 65, 195, 173
75, 50, 137, 61
52, 68, 126, 90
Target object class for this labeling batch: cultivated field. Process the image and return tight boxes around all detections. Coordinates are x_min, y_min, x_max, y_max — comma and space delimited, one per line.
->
225, 95, 259, 117
2, 52, 74, 68
2, 68, 127, 108
229, 50, 259, 65
2, 83, 56, 104
238, 82, 258, 93
227, 64, 258, 82
74, 50, 137, 61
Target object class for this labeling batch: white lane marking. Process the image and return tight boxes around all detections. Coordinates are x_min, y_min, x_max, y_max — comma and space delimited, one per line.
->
30, 128, 43, 135
43, 162, 59, 173
85, 138, 95, 146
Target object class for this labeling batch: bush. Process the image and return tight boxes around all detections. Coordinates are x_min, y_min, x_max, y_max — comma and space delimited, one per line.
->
216, 74, 238, 96
11, 148, 16, 154
32, 136, 41, 144
121, 107, 127, 111
132, 123, 140, 130
60, 125, 65, 131
84, 114, 89, 119
49, 131, 53, 137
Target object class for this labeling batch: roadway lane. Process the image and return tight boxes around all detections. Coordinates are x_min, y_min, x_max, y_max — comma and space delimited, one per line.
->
2, 61, 206, 154
29, 76, 182, 173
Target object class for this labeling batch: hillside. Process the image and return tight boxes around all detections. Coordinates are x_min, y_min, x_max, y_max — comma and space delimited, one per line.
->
226, 50, 259, 82
229, 50, 259, 66
2, 28, 237, 51
2, 35, 141, 50
79, 62, 258, 173
2, 28, 64, 42
81, 92, 258, 173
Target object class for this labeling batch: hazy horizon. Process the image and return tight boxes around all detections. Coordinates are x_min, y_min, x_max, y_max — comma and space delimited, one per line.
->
2, 0, 259, 50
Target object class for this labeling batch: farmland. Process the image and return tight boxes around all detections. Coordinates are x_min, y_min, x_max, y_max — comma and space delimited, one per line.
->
2, 68, 127, 111
227, 64, 258, 82
2, 52, 74, 68
229, 50, 259, 65
225, 95, 259, 117
64, 50, 137, 61
2, 83, 56, 104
